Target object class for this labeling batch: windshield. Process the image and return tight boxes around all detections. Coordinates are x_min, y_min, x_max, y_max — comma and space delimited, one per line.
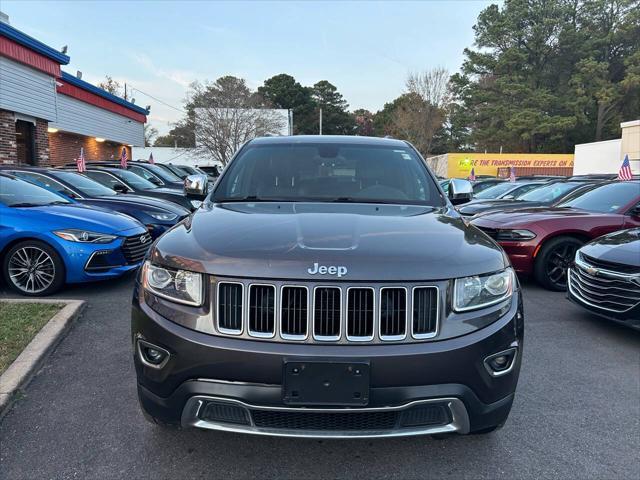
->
144, 164, 181, 182
474, 182, 520, 199
112, 169, 158, 189
0, 176, 71, 207
213, 143, 443, 205
519, 182, 583, 202
557, 182, 640, 213
54, 171, 117, 196
165, 165, 189, 177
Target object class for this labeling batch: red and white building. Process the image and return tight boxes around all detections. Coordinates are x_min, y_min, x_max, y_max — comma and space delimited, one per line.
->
0, 14, 147, 166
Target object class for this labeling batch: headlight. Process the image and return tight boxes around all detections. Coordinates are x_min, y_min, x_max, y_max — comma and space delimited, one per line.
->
145, 211, 178, 221
142, 261, 203, 306
190, 200, 203, 208
53, 229, 117, 243
495, 229, 536, 241
454, 268, 515, 312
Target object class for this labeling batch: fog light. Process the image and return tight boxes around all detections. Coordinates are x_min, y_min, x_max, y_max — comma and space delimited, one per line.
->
137, 339, 170, 369
484, 348, 517, 377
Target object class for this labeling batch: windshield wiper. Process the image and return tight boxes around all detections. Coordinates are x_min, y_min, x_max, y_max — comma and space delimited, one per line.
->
10, 201, 70, 207
215, 195, 268, 203
9, 202, 46, 207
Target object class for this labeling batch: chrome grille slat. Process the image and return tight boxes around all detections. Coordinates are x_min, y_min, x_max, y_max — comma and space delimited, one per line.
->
281, 286, 308, 339
347, 287, 374, 341
313, 287, 341, 340
249, 284, 276, 337
213, 280, 440, 344
217, 282, 243, 334
379, 287, 407, 340
569, 267, 640, 313
412, 287, 438, 338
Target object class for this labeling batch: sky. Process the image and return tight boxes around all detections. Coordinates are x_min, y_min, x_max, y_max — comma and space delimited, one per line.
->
2, 0, 493, 135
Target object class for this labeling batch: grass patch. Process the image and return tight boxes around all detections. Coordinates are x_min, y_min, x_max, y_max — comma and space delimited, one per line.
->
0, 302, 63, 375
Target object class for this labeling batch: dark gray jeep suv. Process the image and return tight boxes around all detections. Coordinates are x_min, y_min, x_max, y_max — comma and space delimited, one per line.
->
132, 136, 524, 438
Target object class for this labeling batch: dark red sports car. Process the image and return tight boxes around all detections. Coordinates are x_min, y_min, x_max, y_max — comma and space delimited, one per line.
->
471, 181, 640, 290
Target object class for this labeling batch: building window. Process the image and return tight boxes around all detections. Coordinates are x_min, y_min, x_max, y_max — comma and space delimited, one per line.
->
15, 120, 36, 165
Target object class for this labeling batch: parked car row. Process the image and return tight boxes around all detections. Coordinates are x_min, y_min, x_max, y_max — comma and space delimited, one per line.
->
0, 160, 212, 296
439, 173, 639, 330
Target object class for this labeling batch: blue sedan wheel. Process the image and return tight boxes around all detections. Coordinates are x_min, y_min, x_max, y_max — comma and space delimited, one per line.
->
3, 241, 65, 296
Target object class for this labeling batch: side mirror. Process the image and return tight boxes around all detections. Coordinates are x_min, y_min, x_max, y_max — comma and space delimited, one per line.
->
448, 179, 473, 205
184, 174, 208, 200
113, 183, 128, 193
149, 177, 163, 186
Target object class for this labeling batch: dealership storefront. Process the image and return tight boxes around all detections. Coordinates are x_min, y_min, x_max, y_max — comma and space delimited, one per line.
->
0, 17, 147, 167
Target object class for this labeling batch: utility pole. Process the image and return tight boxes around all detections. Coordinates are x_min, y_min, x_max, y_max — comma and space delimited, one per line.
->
319, 108, 323, 135
124, 83, 128, 101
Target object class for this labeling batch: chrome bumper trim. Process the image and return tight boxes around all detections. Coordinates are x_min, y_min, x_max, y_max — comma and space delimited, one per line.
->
180, 395, 470, 438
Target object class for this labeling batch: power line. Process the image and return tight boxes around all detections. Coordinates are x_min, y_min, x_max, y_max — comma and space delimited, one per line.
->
128, 85, 185, 113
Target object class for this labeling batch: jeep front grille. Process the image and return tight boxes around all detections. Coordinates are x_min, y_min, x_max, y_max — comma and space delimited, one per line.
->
281, 286, 308, 339
249, 284, 276, 336
413, 287, 439, 338
214, 281, 439, 344
314, 287, 341, 340
380, 288, 407, 340
217, 282, 243, 333
347, 288, 374, 340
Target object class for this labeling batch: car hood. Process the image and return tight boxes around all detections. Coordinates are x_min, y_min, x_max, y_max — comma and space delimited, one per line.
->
16, 204, 145, 234
459, 199, 542, 215
580, 228, 640, 268
98, 194, 189, 215
151, 202, 507, 281
471, 206, 607, 226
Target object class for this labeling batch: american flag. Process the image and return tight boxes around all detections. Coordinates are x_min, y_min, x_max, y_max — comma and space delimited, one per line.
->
148, 152, 154, 164
509, 166, 516, 182
469, 168, 476, 181
76, 147, 86, 173
120, 147, 128, 169
618, 154, 633, 181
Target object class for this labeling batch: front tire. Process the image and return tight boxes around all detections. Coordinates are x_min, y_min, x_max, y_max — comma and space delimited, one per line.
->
2, 240, 65, 296
534, 236, 583, 291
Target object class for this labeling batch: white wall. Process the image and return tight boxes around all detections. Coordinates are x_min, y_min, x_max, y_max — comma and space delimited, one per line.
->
573, 139, 622, 175
0, 56, 57, 121
50, 94, 144, 146
132, 146, 223, 169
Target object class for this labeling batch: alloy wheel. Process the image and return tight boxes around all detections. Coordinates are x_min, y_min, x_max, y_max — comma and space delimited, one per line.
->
545, 243, 579, 289
8, 246, 56, 294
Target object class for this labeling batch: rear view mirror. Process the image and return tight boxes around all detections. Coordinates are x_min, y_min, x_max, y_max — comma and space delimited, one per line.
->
448, 179, 473, 205
184, 174, 208, 200
630, 205, 640, 217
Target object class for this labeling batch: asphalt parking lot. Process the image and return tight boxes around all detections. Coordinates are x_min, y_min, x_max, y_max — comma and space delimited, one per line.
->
1, 275, 638, 480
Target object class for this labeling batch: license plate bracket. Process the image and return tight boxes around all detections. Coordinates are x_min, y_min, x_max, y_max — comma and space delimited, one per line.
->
282, 360, 370, 406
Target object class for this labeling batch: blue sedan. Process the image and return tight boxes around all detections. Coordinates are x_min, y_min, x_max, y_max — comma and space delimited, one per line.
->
0, 173, 151, 296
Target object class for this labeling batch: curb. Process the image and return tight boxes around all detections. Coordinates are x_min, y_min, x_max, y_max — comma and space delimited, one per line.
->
0, 298, 86, 419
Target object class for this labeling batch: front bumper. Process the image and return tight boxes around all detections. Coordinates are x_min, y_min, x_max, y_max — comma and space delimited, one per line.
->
132, 286, 524, 437
53, 228, 148, 283
496, 242, 538, 277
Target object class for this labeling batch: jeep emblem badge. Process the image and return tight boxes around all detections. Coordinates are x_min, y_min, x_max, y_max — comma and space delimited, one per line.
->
307, 262, 348, 278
